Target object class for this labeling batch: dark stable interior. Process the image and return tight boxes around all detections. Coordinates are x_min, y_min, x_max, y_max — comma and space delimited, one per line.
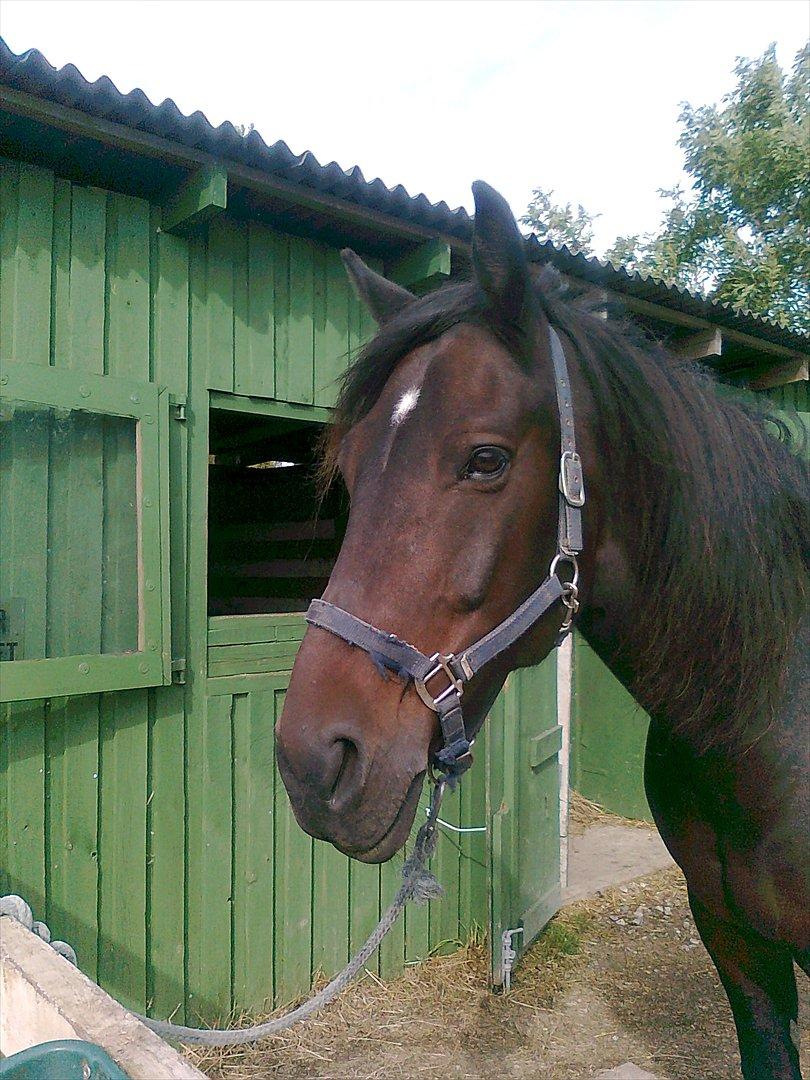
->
207, 410, 347, 615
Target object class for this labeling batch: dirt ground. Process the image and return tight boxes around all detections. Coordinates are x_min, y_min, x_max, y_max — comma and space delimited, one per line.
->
187, 859, 808, 1080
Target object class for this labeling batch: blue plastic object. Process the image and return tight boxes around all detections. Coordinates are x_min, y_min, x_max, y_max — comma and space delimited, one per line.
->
0, 1040, 131, 1080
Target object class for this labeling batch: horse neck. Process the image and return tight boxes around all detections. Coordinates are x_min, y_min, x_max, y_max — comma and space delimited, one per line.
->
574, 493, 802, 759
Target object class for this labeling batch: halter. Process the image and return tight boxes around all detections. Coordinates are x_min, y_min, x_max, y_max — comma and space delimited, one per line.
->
306, 325, 584, 784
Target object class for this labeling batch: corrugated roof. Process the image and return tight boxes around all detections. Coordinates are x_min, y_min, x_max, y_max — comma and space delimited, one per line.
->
0, 38, 807, 355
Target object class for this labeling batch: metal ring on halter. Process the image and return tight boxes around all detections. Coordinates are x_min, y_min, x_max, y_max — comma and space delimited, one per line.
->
549, 552, 579, 588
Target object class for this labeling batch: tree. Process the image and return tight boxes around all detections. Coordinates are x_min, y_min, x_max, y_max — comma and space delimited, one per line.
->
525, 45, 809, 333
605, 44, 809, 332
521, 188, 598, 256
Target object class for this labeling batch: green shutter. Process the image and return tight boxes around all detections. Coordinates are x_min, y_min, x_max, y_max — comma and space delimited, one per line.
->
0, 361, 171, 700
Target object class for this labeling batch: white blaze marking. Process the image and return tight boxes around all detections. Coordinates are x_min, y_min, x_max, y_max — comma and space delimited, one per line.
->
391, 386, 421, 427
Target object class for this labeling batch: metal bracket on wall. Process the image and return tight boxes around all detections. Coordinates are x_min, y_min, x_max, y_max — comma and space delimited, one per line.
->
171, 658, 187, 685
170, 401, 187, 422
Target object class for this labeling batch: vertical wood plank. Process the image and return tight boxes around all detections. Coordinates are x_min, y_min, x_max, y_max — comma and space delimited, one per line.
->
55, 183, 107, 373
0, 408, 50, 659
271, 233, 290, 402
3, 701, 47, 913
185, 694, 233, 1021
348, 860, 380, 972
272, 688, 313, 1002
235, 222, 275, 398
378, 850, 405, 979
311, 836, 350, 983
105, 192, 150, 379
232, 689, 276, 1010
205, 220, 236, 391
97, 690, 149, 1011
151, 219, 189, 396
151, 220, 189, 663
250, 221, 276, 398
458, 734, 489, 938
46, 411, 104, 658
0, 159, 53, 366
47, 177, 107, 661
184, 234, 215, 1017
429, 784, 462, 955
146, 685, 187, 1021
280, 236, 314, 404
314, 247, 349, 407
45, 696, 100, 980
0, 157, 21, 362
403, 786, 431, 964
101, 414, 139, 654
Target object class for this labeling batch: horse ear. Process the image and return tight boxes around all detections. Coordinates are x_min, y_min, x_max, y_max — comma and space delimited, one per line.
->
471, 181, 529, 326
341, 249, 416, 325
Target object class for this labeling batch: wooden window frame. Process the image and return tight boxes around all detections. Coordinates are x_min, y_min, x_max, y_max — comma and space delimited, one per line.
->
0, 360, 171, 702
205, 392, 333, 679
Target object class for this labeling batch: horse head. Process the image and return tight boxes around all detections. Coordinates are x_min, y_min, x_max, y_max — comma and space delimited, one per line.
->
275, 182, 597, 862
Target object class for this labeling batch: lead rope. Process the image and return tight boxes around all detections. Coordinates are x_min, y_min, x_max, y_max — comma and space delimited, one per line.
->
0, 784, 446, 1046
132, 779, 448, 1045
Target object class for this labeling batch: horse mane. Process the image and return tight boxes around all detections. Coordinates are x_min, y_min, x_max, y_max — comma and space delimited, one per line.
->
323, 269, 808, 751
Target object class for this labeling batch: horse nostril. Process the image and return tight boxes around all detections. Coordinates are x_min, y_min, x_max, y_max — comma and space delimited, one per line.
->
328, 737, 360, 809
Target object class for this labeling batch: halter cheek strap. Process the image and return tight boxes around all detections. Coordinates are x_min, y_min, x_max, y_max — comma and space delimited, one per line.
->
305, 326, 584, 784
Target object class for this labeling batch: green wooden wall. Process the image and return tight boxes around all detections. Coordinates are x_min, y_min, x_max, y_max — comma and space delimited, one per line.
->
0, 157, 491, 1024
570, 634, 652, 821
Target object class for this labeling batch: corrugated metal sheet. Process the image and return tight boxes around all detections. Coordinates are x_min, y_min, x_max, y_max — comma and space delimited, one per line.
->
0, 36, 807, 354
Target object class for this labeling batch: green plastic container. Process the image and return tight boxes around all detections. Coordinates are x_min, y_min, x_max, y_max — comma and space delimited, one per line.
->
0, 1040, 130, 1080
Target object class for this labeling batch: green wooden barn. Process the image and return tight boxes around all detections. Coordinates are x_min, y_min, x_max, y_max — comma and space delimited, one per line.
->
1, 41, 807, 1025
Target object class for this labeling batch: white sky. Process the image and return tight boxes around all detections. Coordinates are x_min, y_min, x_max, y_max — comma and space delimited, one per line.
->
1, 0, 807, 253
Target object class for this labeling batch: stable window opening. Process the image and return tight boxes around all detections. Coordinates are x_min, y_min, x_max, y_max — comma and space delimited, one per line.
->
207, 408, 346, 616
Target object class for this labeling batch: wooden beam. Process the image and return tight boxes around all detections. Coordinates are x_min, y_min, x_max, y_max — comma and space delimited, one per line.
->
615, 291, 808, 364
0, 86, 467, 250
669, 328, 722, 361
749, 357, 809, 389
389, 240, 451, 290
161, 164, 227, 233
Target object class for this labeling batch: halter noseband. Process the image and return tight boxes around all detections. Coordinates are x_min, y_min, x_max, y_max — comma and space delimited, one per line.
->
305, 326, 584, 784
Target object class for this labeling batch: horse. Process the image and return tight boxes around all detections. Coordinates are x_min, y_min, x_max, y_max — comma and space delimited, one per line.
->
275, 181, 808, 1079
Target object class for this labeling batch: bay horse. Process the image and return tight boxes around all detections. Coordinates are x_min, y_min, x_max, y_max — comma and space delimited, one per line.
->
276, 182, 808, 1079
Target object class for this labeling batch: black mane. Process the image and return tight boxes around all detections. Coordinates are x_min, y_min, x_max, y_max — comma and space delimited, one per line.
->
325, 270, 808, 749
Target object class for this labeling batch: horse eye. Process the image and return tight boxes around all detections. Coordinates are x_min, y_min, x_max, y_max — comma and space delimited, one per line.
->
462, 445, 511, 481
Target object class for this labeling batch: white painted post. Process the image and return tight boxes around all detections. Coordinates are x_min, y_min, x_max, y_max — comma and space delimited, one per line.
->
557, 634, 573, 889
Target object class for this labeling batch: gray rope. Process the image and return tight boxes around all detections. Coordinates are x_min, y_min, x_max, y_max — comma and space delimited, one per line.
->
0, 784, 449, 1048
134, 780, 448, 1046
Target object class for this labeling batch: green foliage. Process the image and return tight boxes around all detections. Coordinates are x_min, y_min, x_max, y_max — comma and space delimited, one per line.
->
521, 188, 598, 256
527, 45, 810, 333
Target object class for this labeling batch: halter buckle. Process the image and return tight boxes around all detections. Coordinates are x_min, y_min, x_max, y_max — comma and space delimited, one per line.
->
415, 653, 465, 712
559, 451, 585, 507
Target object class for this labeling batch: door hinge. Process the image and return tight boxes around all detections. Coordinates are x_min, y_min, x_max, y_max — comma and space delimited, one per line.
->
171, 402, 187, 421
171, 658, 187, 684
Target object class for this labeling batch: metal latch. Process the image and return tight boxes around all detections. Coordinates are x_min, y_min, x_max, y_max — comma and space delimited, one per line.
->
501, 926, 523, 991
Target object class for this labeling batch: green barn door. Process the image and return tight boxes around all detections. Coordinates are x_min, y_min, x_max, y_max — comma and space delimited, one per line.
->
487, 653, 561, 987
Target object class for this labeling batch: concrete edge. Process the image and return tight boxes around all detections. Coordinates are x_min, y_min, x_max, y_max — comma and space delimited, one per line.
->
0, 916, 205, 1079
